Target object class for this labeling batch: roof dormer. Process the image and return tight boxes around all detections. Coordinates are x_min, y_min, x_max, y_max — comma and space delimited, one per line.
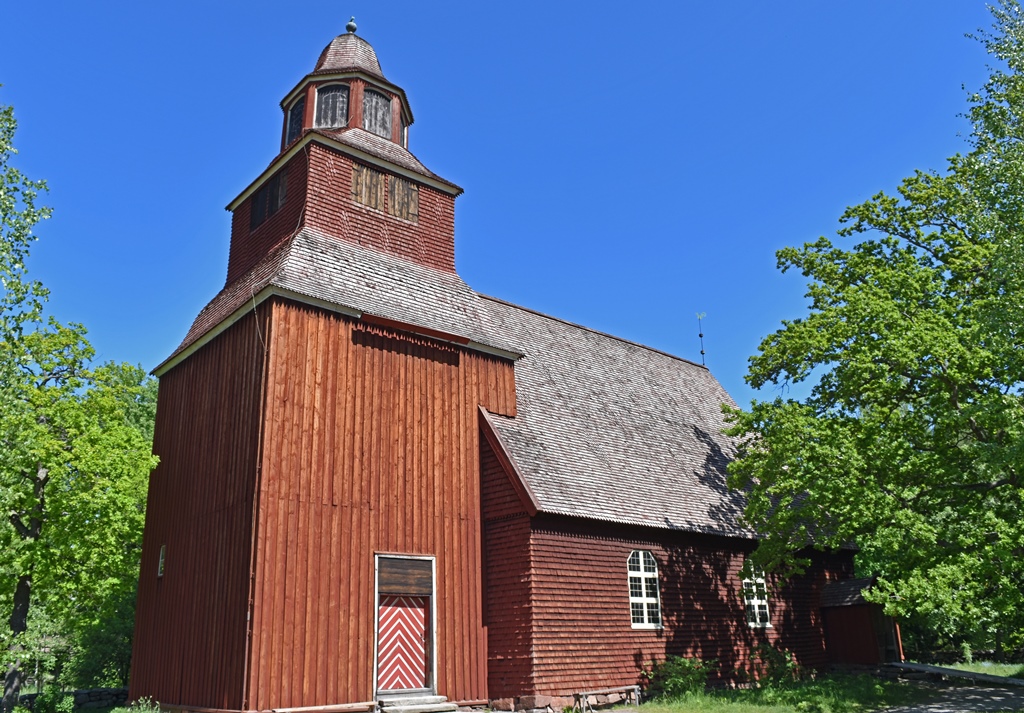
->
279, 18, 413, 151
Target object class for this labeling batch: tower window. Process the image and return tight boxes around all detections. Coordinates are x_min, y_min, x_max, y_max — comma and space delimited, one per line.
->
363, 90, 392, 139
286, 97, 306, 146
251, 171, 288, 229
352, 164, 384, 211
388, 177, 418, 222
315, 84, 349, 129
628, 550, 661, 628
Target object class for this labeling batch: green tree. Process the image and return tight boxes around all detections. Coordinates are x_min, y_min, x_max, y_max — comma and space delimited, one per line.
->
727, 2, 1024, 655
0, 103, 157, 710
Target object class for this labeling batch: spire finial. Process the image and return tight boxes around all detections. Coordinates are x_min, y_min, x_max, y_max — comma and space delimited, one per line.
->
346, 17, 357, 34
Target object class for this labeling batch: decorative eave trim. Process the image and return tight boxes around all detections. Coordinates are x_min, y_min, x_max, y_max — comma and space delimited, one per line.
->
280, 70, 414, 125
225, 132, 461, 212
154, 286, 520, 377
313, 132, 464, 196
478, 406, 541, 517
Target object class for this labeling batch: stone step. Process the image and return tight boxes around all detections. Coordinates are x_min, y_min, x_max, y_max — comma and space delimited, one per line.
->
380, 704, 458, 713
379, 695, 458, 713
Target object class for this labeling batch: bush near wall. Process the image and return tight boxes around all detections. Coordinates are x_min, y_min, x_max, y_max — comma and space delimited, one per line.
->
19, 688, 128, 712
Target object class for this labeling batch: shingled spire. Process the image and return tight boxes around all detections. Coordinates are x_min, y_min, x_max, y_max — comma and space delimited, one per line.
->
222, 21, 462, 285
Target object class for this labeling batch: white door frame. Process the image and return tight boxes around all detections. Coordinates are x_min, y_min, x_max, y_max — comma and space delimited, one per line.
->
373, 553, 438, 697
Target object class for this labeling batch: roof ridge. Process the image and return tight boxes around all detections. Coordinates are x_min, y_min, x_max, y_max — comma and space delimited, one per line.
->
478, 293, 708, 371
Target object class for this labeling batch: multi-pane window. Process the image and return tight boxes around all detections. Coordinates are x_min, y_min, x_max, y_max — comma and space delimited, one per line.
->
742, 572, 771, 627
352, 163, 385, 210
363, 89, 392, 139
315, 84, 349, 128
628, 550, 661, 628
286, 97, 305, 146
388, 176, 419, 222
250, 170, 288, 229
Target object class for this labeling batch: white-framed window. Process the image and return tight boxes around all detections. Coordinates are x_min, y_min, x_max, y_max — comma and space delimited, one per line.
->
742, 572, 771, 627
315, 84, 349, 128
628, 550, 661, 628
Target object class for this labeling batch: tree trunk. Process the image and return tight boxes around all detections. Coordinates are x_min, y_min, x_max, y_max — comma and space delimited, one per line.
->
2, 575, 31, 713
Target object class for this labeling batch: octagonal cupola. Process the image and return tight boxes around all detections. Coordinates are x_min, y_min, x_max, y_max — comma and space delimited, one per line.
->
279, 18, 414, 150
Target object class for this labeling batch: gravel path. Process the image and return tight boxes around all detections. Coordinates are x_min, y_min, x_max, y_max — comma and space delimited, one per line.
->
882, 684, 1024, 712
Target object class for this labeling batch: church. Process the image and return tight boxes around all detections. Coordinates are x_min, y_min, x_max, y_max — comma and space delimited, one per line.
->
129, 21, 892, 713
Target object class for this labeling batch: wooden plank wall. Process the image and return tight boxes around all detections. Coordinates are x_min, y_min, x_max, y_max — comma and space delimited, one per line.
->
246, 299, 516, 709
523, 516, 852, 694
130, 304, 272, 709
480, 438, 534, 698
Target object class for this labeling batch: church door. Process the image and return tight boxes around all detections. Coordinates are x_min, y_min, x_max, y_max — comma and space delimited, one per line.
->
376, 556, 434, 694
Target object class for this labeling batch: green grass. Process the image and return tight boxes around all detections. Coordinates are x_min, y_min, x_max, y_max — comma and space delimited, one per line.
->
942, 661, 1024, 679
637, 674, 932, 713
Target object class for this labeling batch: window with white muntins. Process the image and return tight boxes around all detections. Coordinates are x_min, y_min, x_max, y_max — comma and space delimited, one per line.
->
628, 550, 661, 628
742, 572, 771, 627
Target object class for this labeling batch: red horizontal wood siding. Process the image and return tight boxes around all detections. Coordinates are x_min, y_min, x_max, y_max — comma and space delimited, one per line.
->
480, 437, 533, 697
246, 298, 516, 710
227, 152, 310, 285
131, 305, 272, 709
303, 144, 457, 271
515, 516, 851, 695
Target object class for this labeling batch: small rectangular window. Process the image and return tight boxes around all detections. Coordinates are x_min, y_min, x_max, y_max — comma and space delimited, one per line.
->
388, 176, 419, 222
352, 164, 384, 210
157, 545, 166, 578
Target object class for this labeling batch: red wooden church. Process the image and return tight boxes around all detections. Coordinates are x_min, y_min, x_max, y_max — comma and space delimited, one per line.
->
130, 22, 882, 713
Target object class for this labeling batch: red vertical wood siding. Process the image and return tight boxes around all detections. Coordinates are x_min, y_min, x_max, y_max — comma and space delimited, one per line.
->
480, 438, 534, 697
491, 516, 852, 695
131, 305, 272, 708
246, 299, 515, 709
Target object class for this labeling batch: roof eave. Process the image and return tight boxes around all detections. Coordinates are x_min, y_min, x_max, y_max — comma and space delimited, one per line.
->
478, 407, 541, 517
225, 133, 462, 214
155, 284, 520, 378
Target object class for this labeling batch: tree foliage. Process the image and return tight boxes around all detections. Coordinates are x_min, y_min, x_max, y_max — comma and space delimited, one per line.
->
0, 102, 157, 708
727, 2, 1024, 653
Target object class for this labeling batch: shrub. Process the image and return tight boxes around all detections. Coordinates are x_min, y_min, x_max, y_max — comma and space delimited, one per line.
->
753, 642, 804, 684
32, 688, 73, 713
643, 655, 716, 697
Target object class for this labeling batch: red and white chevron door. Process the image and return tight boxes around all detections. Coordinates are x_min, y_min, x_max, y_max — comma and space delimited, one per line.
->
377, 595, 429, 691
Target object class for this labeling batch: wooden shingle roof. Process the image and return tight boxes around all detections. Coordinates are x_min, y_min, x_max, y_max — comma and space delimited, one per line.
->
478, 296, 750, 538
314, 32, 385, 79
157, 228, 520, 373
162, 233, 749, 537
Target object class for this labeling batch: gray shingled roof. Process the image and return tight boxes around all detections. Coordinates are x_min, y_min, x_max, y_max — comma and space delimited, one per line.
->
820, 577, 874, 607
314, 33, 385, 79
165, 228, 748, 537
478, 296, 750, 538
164, 228, 518, 365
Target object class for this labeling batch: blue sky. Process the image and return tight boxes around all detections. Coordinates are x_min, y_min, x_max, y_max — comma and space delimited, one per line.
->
0, 2, 996, 405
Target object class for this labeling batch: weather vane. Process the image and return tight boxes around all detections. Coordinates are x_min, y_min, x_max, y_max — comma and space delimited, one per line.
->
696, 312, 706, 366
